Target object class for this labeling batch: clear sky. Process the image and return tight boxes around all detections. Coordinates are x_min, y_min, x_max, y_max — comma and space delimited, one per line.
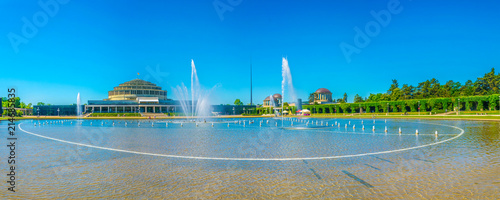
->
1, 0, 499, 105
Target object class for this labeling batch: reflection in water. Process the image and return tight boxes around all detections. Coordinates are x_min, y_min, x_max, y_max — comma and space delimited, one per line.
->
1, 119, 499, 199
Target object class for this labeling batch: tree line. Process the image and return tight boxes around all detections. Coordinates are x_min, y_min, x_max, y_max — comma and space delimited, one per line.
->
352, 68, 499, 103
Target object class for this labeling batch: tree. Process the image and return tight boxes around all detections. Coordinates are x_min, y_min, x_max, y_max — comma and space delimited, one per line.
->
388, 79, 399, 95
441, 80, 461, 97
367, 93, 380, 102
401, 84, 414, 100
1, 98, 6, 108
37, 102, 45, 106
234, 99, 243, 106
354, 94, 364, 103
429, 78, 440, 97
460, 80, 475, 96
13, 97, 21, 108
390, 88, 402, 101
474, 68, 499, 95
380, 93, 390, 101
308, 93, 316, 104
343, 93, 348, 103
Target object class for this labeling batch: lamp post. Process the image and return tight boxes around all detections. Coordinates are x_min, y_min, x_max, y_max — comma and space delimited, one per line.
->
458, 99, 460, 115
37, 107, 40, 117
387, 103, 389, 115
233, 107, 235, 115
57, 108, 60, 117
243, 107, 246, 115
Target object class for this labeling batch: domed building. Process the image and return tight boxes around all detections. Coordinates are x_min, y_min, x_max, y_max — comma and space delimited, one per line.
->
263, 93, 282, 107
312, 88, 332, 104
86, 79, 178, 114
106, 79, 168, 101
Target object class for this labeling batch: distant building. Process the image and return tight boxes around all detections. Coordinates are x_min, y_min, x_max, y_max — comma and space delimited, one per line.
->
85, 79, 180, 114
33, 105, 84, 116
312, 88, 333, 104
263, 93, 282, 107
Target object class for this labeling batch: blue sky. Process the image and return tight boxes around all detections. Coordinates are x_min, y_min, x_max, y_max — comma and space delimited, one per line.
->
1, 0, 499, 105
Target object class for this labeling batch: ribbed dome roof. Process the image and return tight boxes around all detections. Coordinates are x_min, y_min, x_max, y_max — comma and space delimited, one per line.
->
107, 79, 167, 101
315, 88, 331, 94
119, 79, 156, 86
264, 94, 282, 101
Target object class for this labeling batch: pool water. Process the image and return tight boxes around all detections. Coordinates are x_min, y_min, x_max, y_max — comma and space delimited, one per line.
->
1, 118, 499, 199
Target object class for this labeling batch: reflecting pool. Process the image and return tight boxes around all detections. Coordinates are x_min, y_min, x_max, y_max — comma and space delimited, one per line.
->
2, 118, 499, 199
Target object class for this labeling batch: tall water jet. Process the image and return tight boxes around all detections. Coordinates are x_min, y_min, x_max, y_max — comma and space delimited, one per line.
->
76, 93, 81, 117
191, 59, 199, 118
173, 59, 219, 119
281, 57, 296, 126
268, 94, 277, 116
281, 57, 297, 102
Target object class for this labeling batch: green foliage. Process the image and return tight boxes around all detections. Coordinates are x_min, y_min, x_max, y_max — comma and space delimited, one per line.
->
308, 93, 316, 104
340, 103, 350, 113
2, 109, 23, 117
234, 99, 243, 106
2, 97, 21, 108
354, 94, 364, 103
357, 68, 499, 102
488, 94, 499, 110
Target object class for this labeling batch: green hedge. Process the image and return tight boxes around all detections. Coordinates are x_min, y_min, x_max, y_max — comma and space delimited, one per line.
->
299, 94, 499, 114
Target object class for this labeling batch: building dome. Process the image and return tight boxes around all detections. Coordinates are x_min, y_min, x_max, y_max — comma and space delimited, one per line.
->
264, 96, 271, 101
107, 79, 168, 101
273, 93, 282, 99
314, 88, 331, 94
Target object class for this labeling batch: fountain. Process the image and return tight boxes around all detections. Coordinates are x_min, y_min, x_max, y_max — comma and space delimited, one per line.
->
76, 93, 81, 117
269, 94, 276, 116
173, 60, 219, 119
281, 58, 296, 127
